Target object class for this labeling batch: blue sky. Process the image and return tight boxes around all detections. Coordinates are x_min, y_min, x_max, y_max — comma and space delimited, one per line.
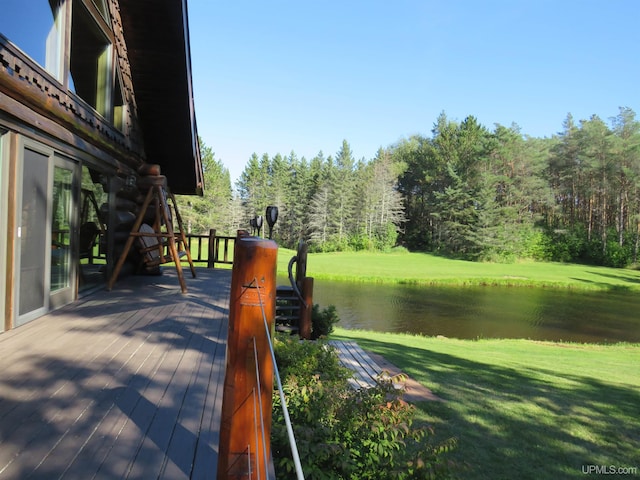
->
188, 1, 640, 182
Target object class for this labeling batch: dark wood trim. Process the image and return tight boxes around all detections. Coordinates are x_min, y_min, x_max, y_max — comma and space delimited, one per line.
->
107, 0, 141, 142
4, 132, 17, 331
83, 0, 116, 45
60, 0, 73, 92
0, 94, 132, 176
0, 39, 144, 169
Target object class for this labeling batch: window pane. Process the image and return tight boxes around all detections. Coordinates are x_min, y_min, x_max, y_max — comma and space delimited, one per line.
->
0, 0, 64, 80
79, 165, 107, 291
113, 70, 125, 131
70, 0, 110, 114
51, 166, 73, 291
91, 0, 109, 21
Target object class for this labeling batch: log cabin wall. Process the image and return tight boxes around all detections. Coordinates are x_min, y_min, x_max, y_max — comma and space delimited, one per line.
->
0, 0, 202, 331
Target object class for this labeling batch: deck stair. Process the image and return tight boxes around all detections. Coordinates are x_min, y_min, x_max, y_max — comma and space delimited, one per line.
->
275, 285, 301, 334
274, 240, 311, 337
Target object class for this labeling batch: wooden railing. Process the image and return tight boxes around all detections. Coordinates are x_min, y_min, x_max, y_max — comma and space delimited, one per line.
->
183, 229, 236, 268
74, 228, 235, 268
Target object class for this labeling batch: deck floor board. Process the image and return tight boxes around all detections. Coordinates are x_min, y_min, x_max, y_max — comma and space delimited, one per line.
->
328, 340, 382, 389
0, 269, 231, 480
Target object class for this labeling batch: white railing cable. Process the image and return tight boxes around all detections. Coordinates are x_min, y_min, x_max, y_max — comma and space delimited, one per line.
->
252, 338, 268, 480
253, 278, 305, 480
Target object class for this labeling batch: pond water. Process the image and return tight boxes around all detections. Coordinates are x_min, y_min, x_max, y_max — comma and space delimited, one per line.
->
309, 279, 640, 343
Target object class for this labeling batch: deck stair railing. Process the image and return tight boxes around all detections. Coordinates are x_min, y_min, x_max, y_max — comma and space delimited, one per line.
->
275, 241, 313, 339
218, 233, 305, 480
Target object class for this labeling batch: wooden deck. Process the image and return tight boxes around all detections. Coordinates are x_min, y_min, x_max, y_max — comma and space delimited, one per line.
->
328, 340, 442, 403
0, 268, 231, 480
328, 340, 385, 390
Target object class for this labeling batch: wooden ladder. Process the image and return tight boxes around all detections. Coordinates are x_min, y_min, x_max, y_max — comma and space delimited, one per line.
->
107, 175, 196, 293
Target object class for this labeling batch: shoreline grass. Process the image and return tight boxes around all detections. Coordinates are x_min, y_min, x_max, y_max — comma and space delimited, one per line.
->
285, 250, 640, 477
276, 249, 640, 291
330, 327, 640, 479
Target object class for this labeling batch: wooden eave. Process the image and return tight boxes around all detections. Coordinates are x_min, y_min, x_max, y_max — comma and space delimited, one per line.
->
119, 0, 203, 195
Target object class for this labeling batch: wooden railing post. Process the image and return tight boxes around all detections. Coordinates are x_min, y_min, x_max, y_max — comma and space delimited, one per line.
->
218, 234, 277, 480
299, 277, 314, 340
207, 228, 216, 268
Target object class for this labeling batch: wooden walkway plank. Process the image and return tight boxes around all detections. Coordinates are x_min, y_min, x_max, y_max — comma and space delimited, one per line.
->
158, 306, 227, 480
0, 306, 146, 409
189, 329, 227, 480
328, 340, 443, 403
0, 304, 183, 478
0, 269, 231, 480
55, 335, 179, 479
34, 303, 194, 480
97, 304, 213, 479
328, 340, 381, 389
124, 308, 210, 479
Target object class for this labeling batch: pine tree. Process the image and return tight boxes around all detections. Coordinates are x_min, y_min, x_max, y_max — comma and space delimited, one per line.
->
175, 138, 232, 234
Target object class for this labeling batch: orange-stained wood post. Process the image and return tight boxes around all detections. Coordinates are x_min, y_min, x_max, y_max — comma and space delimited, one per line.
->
218, 234, 278, 480
299, 277, 314, 340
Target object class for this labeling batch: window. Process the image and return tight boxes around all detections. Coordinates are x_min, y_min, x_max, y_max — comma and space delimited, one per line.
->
91, 0, 109, 21
0, 0, 66, 81
69, 0, 112, 117
51, 165, 74, 291
0, 0, 123, 128
113, 69, 125, 131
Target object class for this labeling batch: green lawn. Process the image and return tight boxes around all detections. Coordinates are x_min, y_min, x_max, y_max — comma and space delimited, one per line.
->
330, 328, 640, 479
276, 249, 640, 291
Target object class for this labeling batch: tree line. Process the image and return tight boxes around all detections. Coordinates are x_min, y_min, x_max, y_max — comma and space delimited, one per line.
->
177, 106, 640, 267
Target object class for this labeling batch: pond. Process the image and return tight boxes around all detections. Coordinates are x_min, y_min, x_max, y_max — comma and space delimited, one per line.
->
310, 279, 640, 343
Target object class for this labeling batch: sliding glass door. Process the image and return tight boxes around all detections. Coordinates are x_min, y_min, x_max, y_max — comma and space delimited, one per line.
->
16, 141, 78, 326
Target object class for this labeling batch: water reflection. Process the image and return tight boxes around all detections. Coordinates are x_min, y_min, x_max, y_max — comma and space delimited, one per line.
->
308, 279, 640, 343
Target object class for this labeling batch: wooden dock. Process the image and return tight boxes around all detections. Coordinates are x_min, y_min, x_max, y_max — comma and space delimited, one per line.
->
0, 269, 231, 480
328, 340, 442, 403
328, 340, 386, 390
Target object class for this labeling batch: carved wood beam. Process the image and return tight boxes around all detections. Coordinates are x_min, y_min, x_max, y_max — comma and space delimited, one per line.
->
0, 39, 144, 169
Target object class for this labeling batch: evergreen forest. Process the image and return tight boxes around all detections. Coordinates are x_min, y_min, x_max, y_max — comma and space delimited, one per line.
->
176, 107, 640, 267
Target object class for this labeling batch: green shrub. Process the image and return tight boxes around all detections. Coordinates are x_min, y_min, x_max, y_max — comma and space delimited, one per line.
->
311, 304, 340, 339
271, 335, 455, 479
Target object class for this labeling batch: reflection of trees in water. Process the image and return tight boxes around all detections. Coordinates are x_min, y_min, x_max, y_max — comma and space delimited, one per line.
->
313, 280, 640, 343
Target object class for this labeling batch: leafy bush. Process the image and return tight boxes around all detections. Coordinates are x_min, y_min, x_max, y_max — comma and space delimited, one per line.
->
311, 304, 340, 339
525, 229, 551, 261
538, 226, 587, 262
271, 335, 455, 479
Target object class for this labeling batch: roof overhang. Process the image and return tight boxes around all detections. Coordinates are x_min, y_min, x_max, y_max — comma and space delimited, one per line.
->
119, 0, 203, 195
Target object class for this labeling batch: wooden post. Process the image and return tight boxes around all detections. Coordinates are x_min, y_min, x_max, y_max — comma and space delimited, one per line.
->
218, 235, 277, 480
299, 277, 314, 340
207, 228, 216, 268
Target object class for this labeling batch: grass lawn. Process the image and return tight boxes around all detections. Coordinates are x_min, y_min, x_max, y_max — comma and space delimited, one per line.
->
275, 249, 640, 290
330, 327, 640, 480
